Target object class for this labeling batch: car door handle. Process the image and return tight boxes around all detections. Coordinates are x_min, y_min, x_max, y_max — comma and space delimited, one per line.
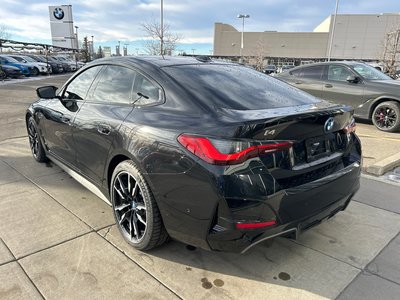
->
97, 125, 111, 135
325, 84, 333, 88
295, 81, 302, 85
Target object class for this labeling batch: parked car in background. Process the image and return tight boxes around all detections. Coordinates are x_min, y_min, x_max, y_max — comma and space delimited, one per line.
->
0, 55, 32, 76
50, 56, 77, 72
52, 56, 79, 71
0, 64, 23, 78
27, 56, 361, 253
262, 65, 277, 75
47, 56, 72, 72
279, 65, 295, 73
8, 54, 50, 75
25, 54, 64, 74
276, 61, 400, 132
56, 55, 85, 69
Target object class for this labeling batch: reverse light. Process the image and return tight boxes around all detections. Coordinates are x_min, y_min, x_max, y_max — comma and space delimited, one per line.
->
178, 134, 293, 165
235, 220, 277, 229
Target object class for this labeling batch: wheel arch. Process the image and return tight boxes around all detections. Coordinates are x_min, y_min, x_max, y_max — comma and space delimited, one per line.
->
369, 97, 400, 119
106, 153, 132, 193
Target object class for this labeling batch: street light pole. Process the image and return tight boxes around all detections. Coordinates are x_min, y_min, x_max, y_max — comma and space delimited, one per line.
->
74, 26, 79, 50
91, 35, 94, 60
327, 0, 339, 61
237, 14, 250, 61
74, 26, 79, 69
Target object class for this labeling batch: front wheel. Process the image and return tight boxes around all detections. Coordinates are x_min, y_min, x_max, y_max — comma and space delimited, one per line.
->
111, 160, 168, 250
27, 116, 47, 162
372, 101, 400, 132
31, 67, 39, 76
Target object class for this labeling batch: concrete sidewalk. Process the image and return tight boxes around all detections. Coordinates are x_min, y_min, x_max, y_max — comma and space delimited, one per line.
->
1, 137, 400, 300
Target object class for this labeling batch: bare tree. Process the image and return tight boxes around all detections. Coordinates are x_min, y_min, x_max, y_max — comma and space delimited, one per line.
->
380, 24, 400, 76
140, 20, 181, 55
0, 24, 11, 40
251, 40, 268, 71
0, 24, 11, 53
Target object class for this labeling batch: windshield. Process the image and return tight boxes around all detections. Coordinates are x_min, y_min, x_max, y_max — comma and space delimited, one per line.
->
31, 56, 44, 62
11, 56, 26, 63
352, 63, 392, 80
3, 56, 19, 63
22, 56, 36, 63
163, 64, 320, 110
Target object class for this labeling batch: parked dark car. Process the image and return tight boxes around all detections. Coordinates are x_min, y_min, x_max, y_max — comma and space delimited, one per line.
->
262, 65, 277, 75
0, 64, 23, 78
26, 56, 361, 253
25, 54, 64, 74
47, 56, 73, 72
276, 61, 400, 132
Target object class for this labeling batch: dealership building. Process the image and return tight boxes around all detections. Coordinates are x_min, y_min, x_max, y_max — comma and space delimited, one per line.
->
213, 13, 400, 64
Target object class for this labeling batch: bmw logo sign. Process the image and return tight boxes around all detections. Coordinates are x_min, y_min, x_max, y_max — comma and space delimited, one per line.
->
53, 7, 64, 20
324, 117, 335, 132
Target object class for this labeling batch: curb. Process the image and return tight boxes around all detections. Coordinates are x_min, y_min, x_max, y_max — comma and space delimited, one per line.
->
364, 152, 400, 176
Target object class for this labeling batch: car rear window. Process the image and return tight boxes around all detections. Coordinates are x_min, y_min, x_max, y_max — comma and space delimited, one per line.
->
163, 64, 319, 110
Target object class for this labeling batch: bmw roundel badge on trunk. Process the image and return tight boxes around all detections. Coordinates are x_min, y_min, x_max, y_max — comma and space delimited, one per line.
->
324, 117, 335, 132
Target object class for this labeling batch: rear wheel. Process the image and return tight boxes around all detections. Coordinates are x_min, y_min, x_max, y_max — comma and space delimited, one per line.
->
27, 117, 47, 162
111, 160, 168, 250
372, 101, 400, 132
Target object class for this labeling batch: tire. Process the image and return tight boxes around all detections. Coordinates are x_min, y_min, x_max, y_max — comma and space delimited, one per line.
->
111, 160, 168, 250
31, 67, 39, 76
27, 116, 47, 162
372, 101, 400, 132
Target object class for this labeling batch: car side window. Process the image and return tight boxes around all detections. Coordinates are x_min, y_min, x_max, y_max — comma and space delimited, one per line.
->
133, 73, 163, 106
88, 65, 136, 104
301, 66, 324, 80
327, 65, 354, 82
64, 66, 102, 100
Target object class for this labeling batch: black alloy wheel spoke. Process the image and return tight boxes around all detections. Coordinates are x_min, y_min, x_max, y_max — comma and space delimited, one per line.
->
136, 212, 146, 225
131, 213, 139, 238
114, 203, 131, 211
114, 171, 147, 243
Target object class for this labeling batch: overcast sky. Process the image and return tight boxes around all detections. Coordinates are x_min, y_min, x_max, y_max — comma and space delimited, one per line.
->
1, 0, 399, 54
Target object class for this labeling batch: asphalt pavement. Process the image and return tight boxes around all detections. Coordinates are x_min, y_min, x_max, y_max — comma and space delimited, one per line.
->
0, 75, 399, 299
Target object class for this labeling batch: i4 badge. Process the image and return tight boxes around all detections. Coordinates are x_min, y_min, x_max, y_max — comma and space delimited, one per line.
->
324, 117, 335, 132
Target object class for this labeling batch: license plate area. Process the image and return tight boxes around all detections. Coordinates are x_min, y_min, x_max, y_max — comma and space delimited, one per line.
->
306, 136, 330, 162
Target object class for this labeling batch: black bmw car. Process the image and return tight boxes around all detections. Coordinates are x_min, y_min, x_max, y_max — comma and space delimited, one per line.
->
26, 56, 361, 253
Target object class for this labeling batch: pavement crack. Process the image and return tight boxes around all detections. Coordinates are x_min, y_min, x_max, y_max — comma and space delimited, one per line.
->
102, 226, 112, 239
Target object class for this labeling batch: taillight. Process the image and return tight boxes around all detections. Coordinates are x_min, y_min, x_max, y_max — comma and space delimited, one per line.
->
177, 134, 293, 165
343, 117, 356, 134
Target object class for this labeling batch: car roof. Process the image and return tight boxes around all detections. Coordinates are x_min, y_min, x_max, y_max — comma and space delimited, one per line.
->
296, 61, 367, 67
86, 56, 237, 80
94, 56, 235, 68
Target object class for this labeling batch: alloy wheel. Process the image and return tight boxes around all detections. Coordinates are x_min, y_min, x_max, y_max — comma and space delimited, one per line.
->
28, 120, 39, 158
373, 106, 397, 130
113, 171, 147, 243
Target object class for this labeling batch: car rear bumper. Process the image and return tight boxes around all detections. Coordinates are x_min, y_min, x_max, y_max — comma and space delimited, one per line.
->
207, 161, 360, 253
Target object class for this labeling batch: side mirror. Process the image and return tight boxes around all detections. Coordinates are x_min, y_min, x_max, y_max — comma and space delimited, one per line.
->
346, 75, 360, 83
36, 86, 58, 99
